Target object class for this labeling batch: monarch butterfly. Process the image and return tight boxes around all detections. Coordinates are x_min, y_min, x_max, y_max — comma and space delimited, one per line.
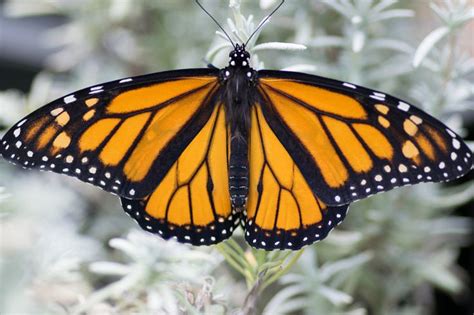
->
0, 1, 472, 251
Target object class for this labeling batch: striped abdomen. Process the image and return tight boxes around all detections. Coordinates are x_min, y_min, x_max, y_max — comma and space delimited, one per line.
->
229, 136, 249, 209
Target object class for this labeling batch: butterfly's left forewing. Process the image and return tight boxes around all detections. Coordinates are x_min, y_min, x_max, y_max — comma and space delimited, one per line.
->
0, 69, 220, 199
257, 70, 473, 206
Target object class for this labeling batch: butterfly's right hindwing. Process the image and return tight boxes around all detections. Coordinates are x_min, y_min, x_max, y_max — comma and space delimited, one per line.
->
121, 103, 238, 245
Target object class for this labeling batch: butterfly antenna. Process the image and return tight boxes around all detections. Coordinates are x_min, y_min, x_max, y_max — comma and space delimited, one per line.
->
196, 0, 236, 48
245, 0, 285, 47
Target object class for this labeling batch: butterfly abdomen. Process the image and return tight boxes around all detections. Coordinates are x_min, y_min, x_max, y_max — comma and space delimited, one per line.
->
229, 136, 249, 209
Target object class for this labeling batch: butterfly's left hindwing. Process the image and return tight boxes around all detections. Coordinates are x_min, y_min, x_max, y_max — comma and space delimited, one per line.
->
257, 70, 473, 206
0, 69, 220, 199
121, 103, 238, 245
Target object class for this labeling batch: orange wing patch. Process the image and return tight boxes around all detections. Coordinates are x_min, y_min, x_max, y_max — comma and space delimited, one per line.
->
99, 113, 151, 166
79, 119, 120, 152
323, 116, 373, 173
263, 87, 348, 188
248, 105, 322, 228
415, 134, 435, 160
123, 87, 212, 182
145, 104, 231, 224
261, 79, 367, 119
37, 125, 59, 150
353, 124, 393, 159
107, 77, 215, 114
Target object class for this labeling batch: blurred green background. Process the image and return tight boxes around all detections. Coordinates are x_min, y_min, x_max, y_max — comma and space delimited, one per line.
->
0, 0, 473, 314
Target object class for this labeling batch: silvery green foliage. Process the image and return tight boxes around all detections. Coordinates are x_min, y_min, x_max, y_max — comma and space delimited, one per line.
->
0, 0, 472, 314
206, 0, 306, 70
73, 231, 223, 314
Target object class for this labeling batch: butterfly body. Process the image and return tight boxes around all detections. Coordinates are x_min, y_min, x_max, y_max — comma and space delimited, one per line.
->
1, 41, 472, 250
221, 44, 256, 209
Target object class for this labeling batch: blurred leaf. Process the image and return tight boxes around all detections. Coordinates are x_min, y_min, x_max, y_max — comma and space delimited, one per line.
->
413, 27, 450, 67
252, 42, 307, 52
318, 285, 353, 306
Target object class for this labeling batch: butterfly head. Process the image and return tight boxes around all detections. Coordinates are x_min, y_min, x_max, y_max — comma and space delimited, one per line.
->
229, 44, 251, 68
221, 44, 257, 84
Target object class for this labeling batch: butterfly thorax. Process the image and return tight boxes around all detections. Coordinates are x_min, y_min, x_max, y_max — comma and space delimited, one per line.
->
220, 44, 257, 210
220, 45, 257, 138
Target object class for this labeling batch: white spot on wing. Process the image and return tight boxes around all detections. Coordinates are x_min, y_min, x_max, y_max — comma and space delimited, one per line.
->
17, 119, 27, 127
452, 139, 460, 149
446, 129, 456, 138
13, 128, 21, 138
64, 95, 76, 104
343, 82, 356, 89
397, 102, 410, 111
370, 95, 385, 101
